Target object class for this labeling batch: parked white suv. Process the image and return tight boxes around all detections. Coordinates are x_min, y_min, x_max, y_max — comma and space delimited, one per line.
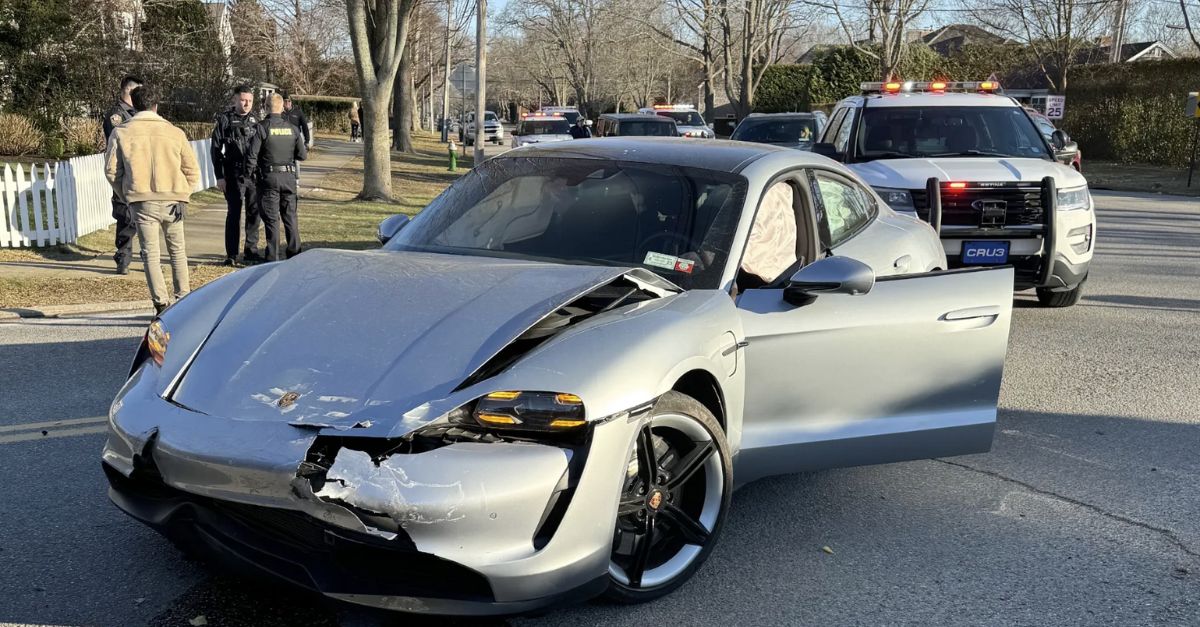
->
815, 81, 1095, 307
465, 110, 505, 145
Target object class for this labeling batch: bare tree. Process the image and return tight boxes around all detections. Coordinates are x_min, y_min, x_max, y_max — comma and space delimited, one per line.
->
811, 0, 932, 81
635, 0, 724, 116
1181, 0, 1200, 55
719, 0, 807, 117
502, 0, 617, 114
345, 0, 419, 200
966, 0, 1117, 92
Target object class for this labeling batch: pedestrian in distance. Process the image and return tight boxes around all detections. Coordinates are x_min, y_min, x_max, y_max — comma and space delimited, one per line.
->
103, 75, 142, 274
281, 90, 311, 149
569, 116, 592, 139
248, 94, 308, 261
211, 85, 263, 266
103, 84, 200, 315
349, 101, 361, 143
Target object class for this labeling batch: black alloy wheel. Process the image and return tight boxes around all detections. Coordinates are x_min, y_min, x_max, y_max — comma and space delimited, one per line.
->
606, 392, 732, 603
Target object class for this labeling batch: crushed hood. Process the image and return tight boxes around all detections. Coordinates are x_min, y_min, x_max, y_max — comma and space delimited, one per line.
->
169, 249, 648, 428
849, 157, 1085, 189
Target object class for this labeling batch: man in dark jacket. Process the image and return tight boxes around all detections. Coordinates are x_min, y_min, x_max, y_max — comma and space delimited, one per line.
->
103, 75, 142, 274
281, 91, 311, 148
569, 116, 592, 139
211, 85, 262, 265
248, 94, 308, 261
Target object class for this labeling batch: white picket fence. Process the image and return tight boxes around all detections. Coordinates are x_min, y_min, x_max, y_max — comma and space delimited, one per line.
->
1, 139, 217, 248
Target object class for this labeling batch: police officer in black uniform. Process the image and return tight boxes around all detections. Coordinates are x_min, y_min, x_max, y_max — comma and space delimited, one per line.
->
103, 75, 142, 274
211, 85, 263, 265
248, 94, 308, 261
280, 91, 311, 148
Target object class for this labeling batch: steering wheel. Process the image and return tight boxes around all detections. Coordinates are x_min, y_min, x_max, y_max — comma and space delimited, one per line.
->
637, 232, 693, 257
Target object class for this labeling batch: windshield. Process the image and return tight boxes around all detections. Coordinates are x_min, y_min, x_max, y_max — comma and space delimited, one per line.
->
385, 157, 748, 290
485, 112, 498, 122
620, 120, 676, 136
731, 118, 817, 145
856, 106, 1051, 161
521, 120, 571, 135
658, 111, 705, 126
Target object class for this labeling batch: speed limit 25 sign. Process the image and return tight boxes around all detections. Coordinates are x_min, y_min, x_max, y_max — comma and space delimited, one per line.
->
1045, 95, 1066, 120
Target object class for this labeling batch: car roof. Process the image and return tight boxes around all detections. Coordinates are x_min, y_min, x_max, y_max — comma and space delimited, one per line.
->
601, 113, 675, 121
839, 92, 1021, 108
496, 137, 795, 172
743, 112, 819, 119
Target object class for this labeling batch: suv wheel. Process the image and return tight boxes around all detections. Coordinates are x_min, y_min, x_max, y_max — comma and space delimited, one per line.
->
1036, 275, 1086, 308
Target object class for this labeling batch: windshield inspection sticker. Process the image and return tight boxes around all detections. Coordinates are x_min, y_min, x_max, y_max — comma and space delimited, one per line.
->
644, 251, 694, 274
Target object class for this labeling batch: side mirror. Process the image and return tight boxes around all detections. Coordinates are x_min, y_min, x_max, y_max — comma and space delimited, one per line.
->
811, 142, 842, 161
783, 256, 875, 306
1050, 129, 1067, 151
584, 119, 593, 127
377, 214, 410, 244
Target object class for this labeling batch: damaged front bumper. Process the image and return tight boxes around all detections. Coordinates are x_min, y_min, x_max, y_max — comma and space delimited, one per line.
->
102, 365, 636, 615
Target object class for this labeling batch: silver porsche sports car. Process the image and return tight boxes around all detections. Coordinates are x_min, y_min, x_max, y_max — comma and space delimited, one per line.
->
103, 138, 1013, 615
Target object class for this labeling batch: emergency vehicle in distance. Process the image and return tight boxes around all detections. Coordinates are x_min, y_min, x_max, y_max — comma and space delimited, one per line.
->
511, 113, 574, 148
534, 106, 584, 126
815, 80, 1095, 307
638, 104, 714, 138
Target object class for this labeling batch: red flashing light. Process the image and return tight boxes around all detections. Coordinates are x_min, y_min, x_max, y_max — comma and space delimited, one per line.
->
884, 82, 902, 93
948, 182, 967, 189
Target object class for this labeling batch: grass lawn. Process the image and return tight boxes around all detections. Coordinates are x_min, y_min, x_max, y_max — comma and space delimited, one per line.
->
0, 133, 469, 308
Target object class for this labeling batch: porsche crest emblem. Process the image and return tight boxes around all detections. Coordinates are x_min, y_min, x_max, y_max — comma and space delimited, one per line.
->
277, 391, 300, 408
648, 490, 663, 510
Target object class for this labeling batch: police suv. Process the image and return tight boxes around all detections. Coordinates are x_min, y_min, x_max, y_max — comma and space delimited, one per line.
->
815, 81, 1095, 307
638, 104, 715, 138
511, 113, 573, 148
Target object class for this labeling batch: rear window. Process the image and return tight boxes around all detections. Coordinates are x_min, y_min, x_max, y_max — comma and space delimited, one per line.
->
520, 120, 571, 135
732, 118, 817, 145
619, 120, 677, 136
657, 111, 705, 126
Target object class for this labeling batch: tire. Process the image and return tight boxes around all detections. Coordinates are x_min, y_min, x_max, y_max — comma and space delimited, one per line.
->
604, 391, 732, 604
1037, 275, 1086, 308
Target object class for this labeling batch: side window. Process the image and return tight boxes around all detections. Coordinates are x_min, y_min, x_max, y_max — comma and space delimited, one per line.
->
812, 173, 875, 247
832, 109, 856, 153
821, 108, 847, 144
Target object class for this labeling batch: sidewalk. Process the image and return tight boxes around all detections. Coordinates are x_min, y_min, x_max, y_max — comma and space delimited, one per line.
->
0, 137, 362, 280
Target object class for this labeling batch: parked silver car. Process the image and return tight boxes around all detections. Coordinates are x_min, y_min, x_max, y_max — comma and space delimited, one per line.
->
103, 138, 1013, 615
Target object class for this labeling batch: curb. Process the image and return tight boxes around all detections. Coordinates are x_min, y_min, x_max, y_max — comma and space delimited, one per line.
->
1, 300, 153, 320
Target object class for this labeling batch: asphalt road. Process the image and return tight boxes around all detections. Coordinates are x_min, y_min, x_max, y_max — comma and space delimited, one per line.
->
1, 190, 1197, 627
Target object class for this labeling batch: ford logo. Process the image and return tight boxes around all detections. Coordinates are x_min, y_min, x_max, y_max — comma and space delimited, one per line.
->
972, 199, 1007, 211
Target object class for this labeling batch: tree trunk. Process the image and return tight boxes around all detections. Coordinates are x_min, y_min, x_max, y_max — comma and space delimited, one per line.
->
394, 43, 415, 153
361, 90, 394, 200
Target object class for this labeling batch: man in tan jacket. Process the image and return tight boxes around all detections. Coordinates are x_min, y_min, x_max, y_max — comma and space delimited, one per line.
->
105, 84, 201, 314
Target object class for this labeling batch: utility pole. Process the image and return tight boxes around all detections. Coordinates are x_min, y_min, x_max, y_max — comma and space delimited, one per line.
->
1110, 0, 1128, 63
441, 0, 453, 142
474, 0, 487, 164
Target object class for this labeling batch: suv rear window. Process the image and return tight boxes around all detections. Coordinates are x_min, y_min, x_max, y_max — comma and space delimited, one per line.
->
619, 120, 676, 136
520, 120, 571, 135
856, 106, 1051, 161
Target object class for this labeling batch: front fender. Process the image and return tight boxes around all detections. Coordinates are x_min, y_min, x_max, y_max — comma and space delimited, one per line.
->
483, 289, 746, 452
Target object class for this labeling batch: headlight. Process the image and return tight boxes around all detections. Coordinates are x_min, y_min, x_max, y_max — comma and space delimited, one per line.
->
1057, 185, 1090, 211
874, 187, 916, 212
472, 391, 586, 431
146, 319, 169, 366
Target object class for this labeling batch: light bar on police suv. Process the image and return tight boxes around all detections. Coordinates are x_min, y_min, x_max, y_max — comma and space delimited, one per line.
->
860, 81, 1002, 94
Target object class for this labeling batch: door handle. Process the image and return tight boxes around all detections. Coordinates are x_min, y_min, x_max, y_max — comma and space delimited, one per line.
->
941, 306, 1002, 322
893, 255, 911, 273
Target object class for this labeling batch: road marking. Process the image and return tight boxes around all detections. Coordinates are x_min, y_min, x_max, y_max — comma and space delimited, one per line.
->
0, 415, 107, 433
0, 424, 108, 444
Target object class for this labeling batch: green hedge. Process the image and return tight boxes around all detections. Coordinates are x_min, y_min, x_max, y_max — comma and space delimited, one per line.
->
755, 44, 1043, 113
293, 95, 359, 133
1064, 59, 1200, 167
